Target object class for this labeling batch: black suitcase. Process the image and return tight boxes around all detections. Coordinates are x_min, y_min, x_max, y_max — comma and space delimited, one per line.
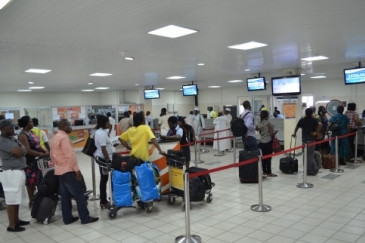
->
35, 195, 58, 225
186, 167, 213, 191
239, 150, 260, 183
279, 137, 298, 173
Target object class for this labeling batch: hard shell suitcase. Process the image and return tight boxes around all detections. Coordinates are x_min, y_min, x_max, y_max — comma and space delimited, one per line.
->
322, 154, 335, 169
314, 151, 322, 169
280, 137, 299, 174
238, 150, 260, 183
34, 195, 58, 225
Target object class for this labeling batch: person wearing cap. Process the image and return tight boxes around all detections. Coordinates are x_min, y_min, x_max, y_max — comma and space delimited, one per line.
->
224, 108, 233, 151
158, 108, 169, 136
192, 107, 205, 140
213, 111, 227, 152
0, 120, 29, 232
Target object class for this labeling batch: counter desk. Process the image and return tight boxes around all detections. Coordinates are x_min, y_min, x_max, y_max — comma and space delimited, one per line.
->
53, 125, 95, 151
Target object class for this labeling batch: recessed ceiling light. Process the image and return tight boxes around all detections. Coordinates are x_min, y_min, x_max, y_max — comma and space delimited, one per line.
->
208, 86, 221, 88
0, 0, 12, 10
198, 63, 205, 66
301, 56, 328, 61
25, 69, 51, 74
156, 88, 165, 90
167, 76, 186, 80
89, 73, 112, 77
135, 84, 139, 86
95, 87, 110, 90
148, 25, 198, 38
228, 41, 267, 50
310, 75, 327, 79
88, 82, 93, 85
81, 89, 94, 92
301, 74, 305, 76
17, 89, 32, 92
228, 80, 243, 83
125, 57, 134, 61
245, 69, 250, 71
29, 86, 45, 89
28, 81, 34, 84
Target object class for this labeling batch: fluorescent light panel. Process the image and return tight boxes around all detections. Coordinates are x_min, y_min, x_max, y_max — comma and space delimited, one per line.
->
89, 73, 112, 77
228, 41, 267, 50
198, 63, 205, 66
25, 69, 51, 74
245, 69, 250, 71
208, 86, 221, 88
28, 81, 34, 84
81, 89, 94, 92
88, 82, 93, 85
125, 57, 134, 60
167, 76, 185, 80
148, 25, 197, 38
17, 89, 32, 92
0, 0, 12, 10
311, 75, 326, 79
156, 88, 165, 90
228, 80, 243, 83
95, 87, 109, 90
29, 86, 45, 89
301, 56, 328, 61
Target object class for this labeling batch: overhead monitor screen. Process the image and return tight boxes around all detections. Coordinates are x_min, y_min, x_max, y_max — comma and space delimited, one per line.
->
247, 77, 266, 91
344, 67, 365, 85
271, 76, 301, 96
144, 89, 160, 99
182, 84, 198, 96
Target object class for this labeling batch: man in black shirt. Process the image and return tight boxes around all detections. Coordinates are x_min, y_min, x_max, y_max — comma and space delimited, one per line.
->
293, 108, 322, 175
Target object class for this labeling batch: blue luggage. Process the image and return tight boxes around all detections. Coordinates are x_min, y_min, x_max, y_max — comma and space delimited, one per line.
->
112, 170, 133, 207
134, 162, 160, 202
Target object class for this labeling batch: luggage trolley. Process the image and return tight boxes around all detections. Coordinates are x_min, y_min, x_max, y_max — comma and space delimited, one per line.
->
95, 157, 154, 219
36, 157, 54, 176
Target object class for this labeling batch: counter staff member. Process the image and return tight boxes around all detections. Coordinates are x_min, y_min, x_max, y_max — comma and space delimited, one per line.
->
0, 120, 29, 232
158, 108, 169, 136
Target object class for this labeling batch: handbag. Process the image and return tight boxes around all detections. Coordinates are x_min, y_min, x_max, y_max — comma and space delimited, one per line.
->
82, 135, 97, 157
271, 136, 281, 153
330, 120, 341, 132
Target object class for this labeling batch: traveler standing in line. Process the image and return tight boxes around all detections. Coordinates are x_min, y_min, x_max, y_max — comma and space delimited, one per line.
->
0, 120, 29, 232
185, 111, 194, 126
256, 110, 277, 177
224, 108, 233, 151
345, 103, 362, 161
240, 101, 258, 150
259, 105, 265, 111
145, 111, 154, 130
208, 107, 217, 119
93, 115, 113, 209
177, 116, 195, 169
107, 112, 116, 138
17, 116, 49, 208
158, 108, 169, 136
118, 113, 165, 161
31, 118, 50, 152
326, 105, 350, 165
119, 111, 133, 133
292, 108, 322, 175
51, 119, 98, 225
213, 111, 227, 153
318, 106, 330, 156
192, 107, 205, 140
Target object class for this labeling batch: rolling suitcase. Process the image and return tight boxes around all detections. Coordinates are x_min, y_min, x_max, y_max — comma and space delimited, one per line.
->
322, 154, 335, 169
238, 150, 260, 183
33, 194, 58, 225
279, 137, 298, 173
314, 151, 322, 169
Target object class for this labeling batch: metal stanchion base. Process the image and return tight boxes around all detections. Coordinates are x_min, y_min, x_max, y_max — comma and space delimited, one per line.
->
251, 204, 272, 212
175, 235, 202, 243
330, 168, 344, 173
297, 183, 313, 189
214, 151, 224, 156
200, 149, 210, 153
88, 194, 100, 201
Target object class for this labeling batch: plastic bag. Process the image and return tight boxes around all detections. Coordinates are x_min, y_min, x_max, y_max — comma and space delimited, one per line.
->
112, 170, 133, 207
134, 163, 160, 202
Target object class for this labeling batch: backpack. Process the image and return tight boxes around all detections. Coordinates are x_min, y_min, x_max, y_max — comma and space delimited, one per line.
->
230, 112, 250, 137
38, 169, 60, 196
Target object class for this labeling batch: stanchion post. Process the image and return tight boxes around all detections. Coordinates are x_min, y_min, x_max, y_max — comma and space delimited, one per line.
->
297, 143, 313, 189
175, 173, 201, 243
193, 140, 198, 167
331, 136, 344, 173
233, 137, 236, 163
201, 133, 209, 153
354, 131, 362, 163
88, 157, 100, 200
195, 134, 205, 164
251, 153, 271, 212
214, 131, 224, 156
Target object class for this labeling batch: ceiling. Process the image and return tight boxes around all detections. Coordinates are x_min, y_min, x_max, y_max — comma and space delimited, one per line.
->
0, 0, 365, 92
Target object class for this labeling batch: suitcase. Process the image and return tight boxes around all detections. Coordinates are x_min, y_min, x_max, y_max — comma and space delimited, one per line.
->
34, 194, 58, 225
186, 167, 213, 191
322, 154, 335, 169
279, 137, 298, 173
314, 151, 322, 169
238, 150, 260, 183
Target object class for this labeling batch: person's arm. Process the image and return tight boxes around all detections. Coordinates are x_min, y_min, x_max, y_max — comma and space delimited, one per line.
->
108, 125, 112, 137
99, 132, 111, 160
118, 131, 131, 150
151, 138, 165, 155
268, 123, 277, 137
118, 138, 131, 150
163, 128, 182, 141
354, 114, 363, 127
315, 122, 323, 139
243, 113, 255, 132
201, 115, 205, 130
158, 117, 162, 126
2, 140, 27, 157
292, 119, 301, 137
18, 134, 48, 157
325, 122, 332, 135
41, 130, 51, 152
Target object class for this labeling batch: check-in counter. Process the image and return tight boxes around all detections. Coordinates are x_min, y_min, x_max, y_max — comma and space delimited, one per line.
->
53, 125, 95, 151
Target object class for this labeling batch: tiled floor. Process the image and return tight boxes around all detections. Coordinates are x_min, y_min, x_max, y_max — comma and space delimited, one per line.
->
1, 147, 365, 243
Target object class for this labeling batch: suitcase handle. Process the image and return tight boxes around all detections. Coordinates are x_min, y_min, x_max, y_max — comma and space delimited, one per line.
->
289, 136, 296, 159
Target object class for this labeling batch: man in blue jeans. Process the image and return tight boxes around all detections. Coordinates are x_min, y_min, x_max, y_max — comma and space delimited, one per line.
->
240, 101, 258, 151
50, 119, 98, 225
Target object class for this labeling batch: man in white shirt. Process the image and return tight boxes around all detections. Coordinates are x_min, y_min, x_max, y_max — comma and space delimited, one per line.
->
213, 111, 227, 152
192, 107, 205, 139
224, 108, 233, 151
107, 112, 116, 137
145, 111, 153, 130
240, 101, 258, 150
158, 108, 169, 136
185, 111, 194, 126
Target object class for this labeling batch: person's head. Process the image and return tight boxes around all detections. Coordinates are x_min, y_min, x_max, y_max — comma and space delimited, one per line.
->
128, 110, 132, 115
318, 106, 327, 115
58, 119, 72, 133
146, 111, 151, 116
305, 108, 313, 117
347, 103, 356, 111
90, 115, 96, 120
0, 115, 4, 121
260, 105, 265, 108
18, 116, 33, 130
161, 108, 167, 115
194, 107, 200, 115
260, 110, 269, 121
274, 106, 278, 111
133, 112, 145, 127
190, 111, 193, 115
337, 105, 344, 114
208, 107, 212, 112
123, 111, 130, 118
106, 112, 111, 117
224, 108, 231, 115
310, 106, 316, 113
32, 118, 39, 127
217, 111, 223, 117
96, 115, 110, 129
0, 119, 16, 137
243, 100, 251, 110
168, 116, 178, 130
177, 116, 186, 127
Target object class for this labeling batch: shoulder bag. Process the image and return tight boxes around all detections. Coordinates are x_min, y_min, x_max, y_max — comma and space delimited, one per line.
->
82, 135, 97, 157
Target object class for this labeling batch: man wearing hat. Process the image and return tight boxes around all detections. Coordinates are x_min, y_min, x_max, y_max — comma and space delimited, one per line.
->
192, 108, 205, 140
0, 120, 29, 232
224, 108, 233, 151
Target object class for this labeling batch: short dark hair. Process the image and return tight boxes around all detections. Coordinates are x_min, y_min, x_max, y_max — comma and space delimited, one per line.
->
305, 108, 313, 117
168, 116, 178, 124
58, 119, 69, 129
18, 116, 31, 128
123, 111, 130, 117
32, 118, 39, 126
133, 112, 145, 127
347, 103, 356, 111
243, 101, 251, 109
146, 111, 150, 116
106, 112, 111, 117
128, 110, 132, 114
0, 115, 4, 120
260, 110, 269, 121
190, 111, 193, 115
96, 115, 109, 129
337, 105, 344, 114
161, 108, 167, 114
318, 106, 325, 115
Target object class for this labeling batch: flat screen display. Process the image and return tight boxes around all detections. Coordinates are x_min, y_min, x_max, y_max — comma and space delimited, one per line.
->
5, 113, 14, 119
182, 84, 198, 96
344, 67, 365, 85
271, 76, 301, 96
247, 77, 266, 91
144, 89, 160, 99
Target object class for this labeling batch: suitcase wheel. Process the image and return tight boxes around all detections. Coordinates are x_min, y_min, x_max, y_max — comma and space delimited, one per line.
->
167, 195, 176, 205
207, 195, 213, 203
108, 212, 117, 219
146, 205, 153, 213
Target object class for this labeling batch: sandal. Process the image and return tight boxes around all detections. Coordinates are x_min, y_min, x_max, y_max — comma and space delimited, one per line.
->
267, 173, 278, 177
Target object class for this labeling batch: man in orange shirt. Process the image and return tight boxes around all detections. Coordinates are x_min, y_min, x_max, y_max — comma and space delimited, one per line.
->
50, 119, 98, 225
